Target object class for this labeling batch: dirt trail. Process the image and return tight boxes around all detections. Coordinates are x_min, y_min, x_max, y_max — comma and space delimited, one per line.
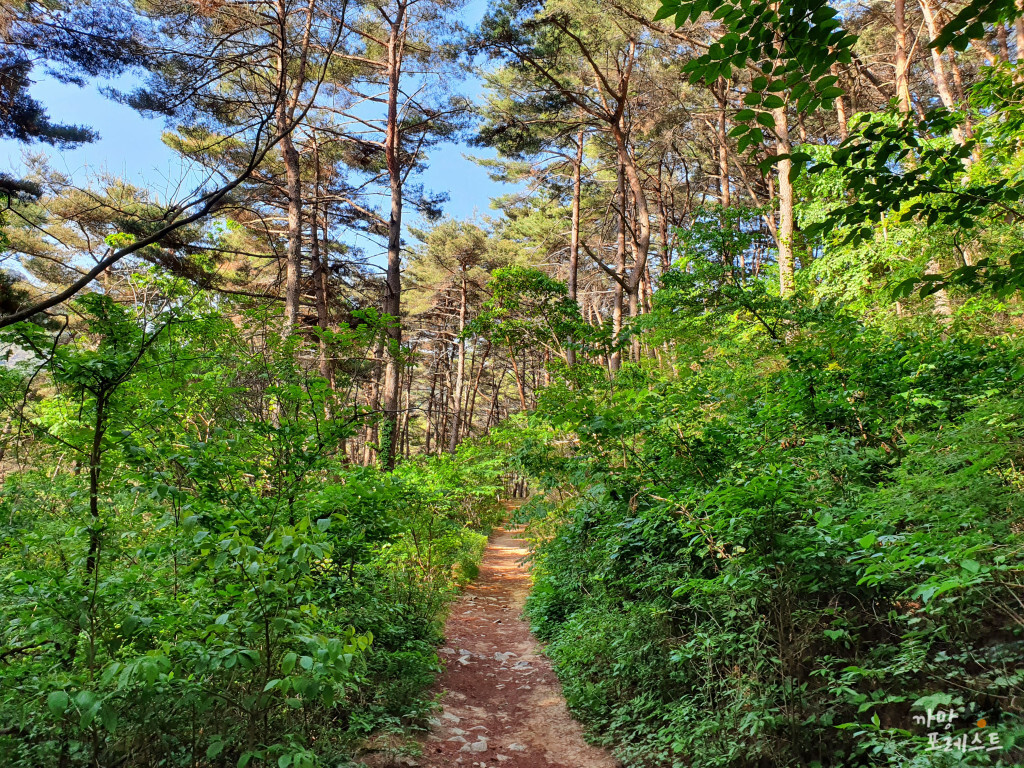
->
419, 526, 618, 768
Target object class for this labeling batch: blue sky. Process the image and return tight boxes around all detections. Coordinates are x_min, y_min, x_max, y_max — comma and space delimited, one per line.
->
0, 0, 511, 255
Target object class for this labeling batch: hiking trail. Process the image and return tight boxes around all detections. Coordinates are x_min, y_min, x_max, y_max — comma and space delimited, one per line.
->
418, 526, 619, 768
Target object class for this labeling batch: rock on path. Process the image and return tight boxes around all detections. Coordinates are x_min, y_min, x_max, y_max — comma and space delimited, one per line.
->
419, 526, 619, 768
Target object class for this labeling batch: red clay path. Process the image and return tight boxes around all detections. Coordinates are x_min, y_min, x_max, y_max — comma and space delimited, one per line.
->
417, 526, 619, 768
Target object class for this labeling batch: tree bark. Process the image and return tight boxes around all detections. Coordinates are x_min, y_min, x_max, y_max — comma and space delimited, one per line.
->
508, 346, 528, 410
919, 0, 964, 143
363, 339, 384, 466
610, 123, 651, 304
1017, 6, 1024, 63
310, 191, 332, 385
448, 272, 467, 452
715, 77, 733, 276
465, 341, 490, 437
716, 78, 731, 211
773, 104, 796, 297
894, 0, 913, 114
279, 125, 303, 333
567, 126, 584, 367
568, 126, 584, 303
85, 393, 107, 577
997, 23, 1010, 61
275, 0, 309, 335
424, 359, 438, 455
610, 164, 626, 372
380, 3, 408, 470
831, 64, 850, 141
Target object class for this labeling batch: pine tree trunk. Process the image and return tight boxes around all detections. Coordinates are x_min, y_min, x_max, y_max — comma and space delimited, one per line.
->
773, 104, 796, 297
364, 339, 384, 466
466, 341, 490, 436
919, 0, 964, 143
424, 362, 437, 455
894, 0, 912, 114
448, 273, 467, 453
279, 123, 303, 334
610, 123, 651, 306
1017, 7, 1024, 64
716, 77, 733, 275
998, 23, 1010, 61
610, 165, 626, 373
832, 64, 850, 140
275, 0, 304, 335
569, 126, 584, 303
380, 6, 407, 470
310, 199, 332, 384
567, 126, 584, 367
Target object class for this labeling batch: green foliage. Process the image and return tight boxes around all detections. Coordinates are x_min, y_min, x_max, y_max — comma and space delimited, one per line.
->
0, 290, 503, 767
469, 265, 594, 361
655, 0, 854, 151
504, 261, 1024, 767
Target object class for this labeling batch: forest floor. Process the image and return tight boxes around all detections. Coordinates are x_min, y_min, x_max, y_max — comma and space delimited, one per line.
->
413, 525, 619, 768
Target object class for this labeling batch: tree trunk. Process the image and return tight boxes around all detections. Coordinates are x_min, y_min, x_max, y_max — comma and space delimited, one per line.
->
609, 121, 651, 300
716, 78, 731, 210
567, 126, 584, 367
773, 104, 796, 297
279, 136, 302, 333
424, 361, 437, 455
310, 199, 332, 384
85, 392, 107, 577
628, 289, 640, 362
1017, 7, 1024, 63
894, 0, 912, 114
465, 341, 490, 437
831, 64, 850, 140
508, 346, 528, 410
568, 126, 584, 303
380, 6, 407, 471
363, 339, 384, 466
486, 369, 507, 428
610, 164, 626, 373
997, 23, 1010, 61
658, 170, 672, 276
715, 77, 733, 275
448, 273, 468, 452
919, 0, 964, 143
274, 2, 304, 335
402, 358, 414, 458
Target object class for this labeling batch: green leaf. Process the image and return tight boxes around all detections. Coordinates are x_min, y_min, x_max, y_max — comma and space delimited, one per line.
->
75, 691, 101, 728
99, 705, 118, 734
858, 534, 876, 549
47, 691, 69, 718
960, 559, 980, 574
653, 2, 678, 21
281, 652, 297, 674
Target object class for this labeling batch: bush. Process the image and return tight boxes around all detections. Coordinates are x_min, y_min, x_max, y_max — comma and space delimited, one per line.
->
515, 303, 1024, 768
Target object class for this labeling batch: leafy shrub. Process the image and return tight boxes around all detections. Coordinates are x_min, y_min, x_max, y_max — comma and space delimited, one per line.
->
515, 294, 1024, 768
0, 297, 502, 767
